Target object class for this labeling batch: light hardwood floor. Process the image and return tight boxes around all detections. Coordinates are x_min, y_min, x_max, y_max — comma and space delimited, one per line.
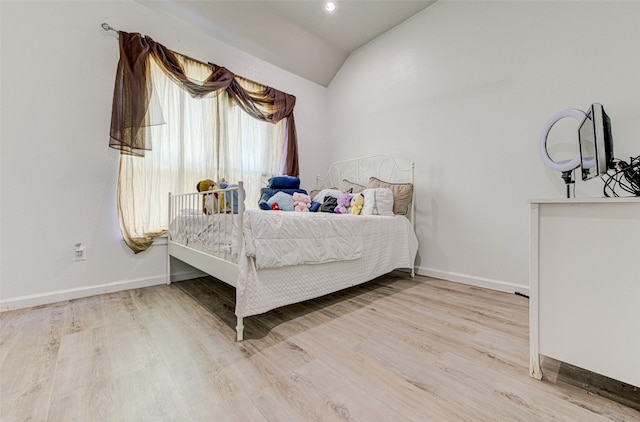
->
1, 272, 638, 421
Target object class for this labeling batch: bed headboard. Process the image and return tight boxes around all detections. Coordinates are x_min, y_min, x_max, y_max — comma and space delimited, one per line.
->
316, 155, 414, 189
316, 155, 415, 228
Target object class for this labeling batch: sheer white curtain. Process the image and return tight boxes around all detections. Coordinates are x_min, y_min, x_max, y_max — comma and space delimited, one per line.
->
117, 56, 284, 246
219, 78, 284, 200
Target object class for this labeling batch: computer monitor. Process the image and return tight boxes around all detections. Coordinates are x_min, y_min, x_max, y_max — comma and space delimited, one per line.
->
579, 103, 613, 181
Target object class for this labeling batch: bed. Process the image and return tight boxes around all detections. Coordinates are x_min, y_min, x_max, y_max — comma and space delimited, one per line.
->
167, 155, 418, 341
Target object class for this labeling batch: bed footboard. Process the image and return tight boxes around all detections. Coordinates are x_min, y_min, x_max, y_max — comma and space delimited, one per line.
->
167, 183, 244, 287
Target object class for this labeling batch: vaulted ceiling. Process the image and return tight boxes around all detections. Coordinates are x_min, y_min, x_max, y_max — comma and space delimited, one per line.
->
138, 1, 436, 86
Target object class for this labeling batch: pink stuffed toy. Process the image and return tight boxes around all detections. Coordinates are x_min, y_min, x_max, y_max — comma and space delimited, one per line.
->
293, 192, 311, 212
334, 192, 353, 214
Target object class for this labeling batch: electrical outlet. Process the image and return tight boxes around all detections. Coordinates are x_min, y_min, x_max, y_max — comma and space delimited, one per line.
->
74, 243, 86, 261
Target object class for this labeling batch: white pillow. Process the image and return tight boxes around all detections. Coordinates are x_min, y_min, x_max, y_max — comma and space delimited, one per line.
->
312, 188, 341, 203
361, 188, 394, 216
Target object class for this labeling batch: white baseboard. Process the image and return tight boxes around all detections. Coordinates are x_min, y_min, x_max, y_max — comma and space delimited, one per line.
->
0, 275, 166, 312
1, 266, 528, 312
0, 267, 214, 312
415, 265, 529, 297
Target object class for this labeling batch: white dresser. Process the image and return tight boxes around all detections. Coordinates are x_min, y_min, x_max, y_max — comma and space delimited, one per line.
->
529, 197, 640, 388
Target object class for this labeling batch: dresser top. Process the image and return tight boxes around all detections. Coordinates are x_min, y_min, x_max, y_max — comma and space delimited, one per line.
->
529, 197, 640, 204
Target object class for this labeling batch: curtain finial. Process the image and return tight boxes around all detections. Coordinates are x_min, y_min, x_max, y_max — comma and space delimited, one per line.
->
101, 23, 118, 33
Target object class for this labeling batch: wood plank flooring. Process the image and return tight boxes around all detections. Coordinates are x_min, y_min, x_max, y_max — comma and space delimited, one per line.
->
1, 272, 638, 421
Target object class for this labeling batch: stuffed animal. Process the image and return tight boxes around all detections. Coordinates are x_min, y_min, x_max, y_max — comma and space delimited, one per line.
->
267, 191, 295, 211
334, 192, 353, 214
196, 179, 216, 214
350, 193, 364, 215
215, 179, 231, 212
320, 196, 337, 213
292, 192, 311, 212
196, 179, 215, 193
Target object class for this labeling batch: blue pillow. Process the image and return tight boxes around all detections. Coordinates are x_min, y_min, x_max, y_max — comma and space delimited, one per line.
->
267, 175, 300, 189
267, 191, 295, 211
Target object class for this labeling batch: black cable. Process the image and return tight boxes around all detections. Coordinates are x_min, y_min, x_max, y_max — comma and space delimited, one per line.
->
602, 155, 640, 197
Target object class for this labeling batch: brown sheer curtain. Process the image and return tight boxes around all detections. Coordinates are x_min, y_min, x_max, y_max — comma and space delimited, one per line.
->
109, 31, 299, 253
109, 31, 299, 175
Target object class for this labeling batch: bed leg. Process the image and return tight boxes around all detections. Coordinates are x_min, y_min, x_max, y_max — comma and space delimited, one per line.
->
236, 317, 244, 342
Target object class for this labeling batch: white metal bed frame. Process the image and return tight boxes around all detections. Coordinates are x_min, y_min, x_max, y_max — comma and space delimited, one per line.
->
167, 155, 415, 341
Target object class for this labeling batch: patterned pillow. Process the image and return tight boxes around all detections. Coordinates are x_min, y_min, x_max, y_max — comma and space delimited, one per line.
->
361, 188, 394, 216
366, 177, 413, 215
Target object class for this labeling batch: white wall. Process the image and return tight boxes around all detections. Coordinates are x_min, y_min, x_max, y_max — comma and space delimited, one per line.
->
0, 0, 328, 308
327, 0, 640, 293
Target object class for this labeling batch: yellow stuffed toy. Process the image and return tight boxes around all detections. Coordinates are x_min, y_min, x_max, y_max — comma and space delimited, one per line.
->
350, 193, 364, 215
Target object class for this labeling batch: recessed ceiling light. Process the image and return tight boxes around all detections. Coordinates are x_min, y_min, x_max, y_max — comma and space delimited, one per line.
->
323, 0, 337, 13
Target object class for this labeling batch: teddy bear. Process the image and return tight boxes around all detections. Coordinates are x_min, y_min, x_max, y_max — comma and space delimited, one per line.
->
334, 192, 353, 214
196, 179, 216, 214
292, 192, 311, 212
350, 193, 364, 215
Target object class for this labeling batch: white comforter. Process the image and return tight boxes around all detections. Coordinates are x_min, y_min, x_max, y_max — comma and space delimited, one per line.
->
237, 211, 418, 318
242, 211, 363, 269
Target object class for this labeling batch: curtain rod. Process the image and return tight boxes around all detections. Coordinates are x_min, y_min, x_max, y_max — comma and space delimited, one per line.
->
101, 23, 118, 33
99, 23, 237, 82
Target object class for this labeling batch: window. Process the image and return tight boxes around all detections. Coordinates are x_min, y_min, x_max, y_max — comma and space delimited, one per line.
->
109, 32, 297, 252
